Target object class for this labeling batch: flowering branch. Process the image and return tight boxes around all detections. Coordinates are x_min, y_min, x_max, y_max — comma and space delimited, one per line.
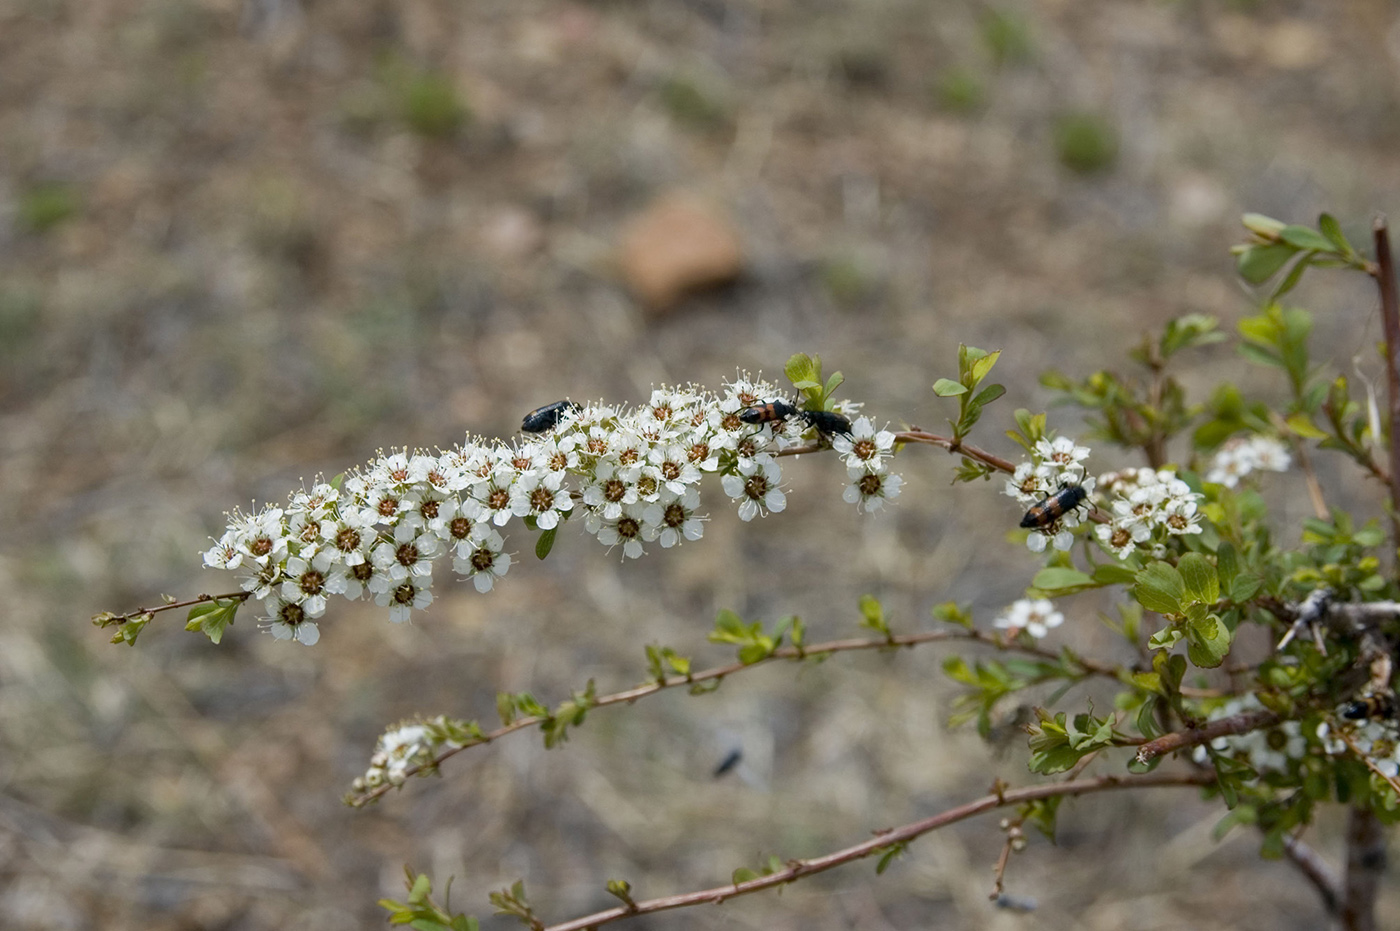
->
349, 624, 1121, 806
533, 771, 1215, 931
1134, 709, 1281, 765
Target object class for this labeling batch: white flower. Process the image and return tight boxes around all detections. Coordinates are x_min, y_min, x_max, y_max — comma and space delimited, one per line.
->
1005, 461, 1050, 505
1034, 436, 1091, 479
1207, 435, 1292, 487
509, 470, 573, 530
832, 417, 897, 471
642, 487, 705, 547
452, 530, 512, 592
1095, 519, 1149, 560
262, 595, 321, 645
721, 458, 786, 521
374, 578, 434, 623
994, 599, 1064, 639
590, 503, 650, 559
279, 555, 330, 617
843, 467, 903, 512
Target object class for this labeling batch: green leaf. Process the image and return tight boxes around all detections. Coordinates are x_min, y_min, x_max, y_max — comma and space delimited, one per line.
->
1215, 543, 1239, 594
823, 371, 845, 399
968, 349, 1001, 384
1284, 412, 1327, 439
185, 598, 240, 645
1318, 213, 1350, 253
1092, 563, 1138, 586
1242, 213, 1286, 238
1178, 552, 1220, 605
1269, 253, 1311, 300
858, 594, 890, 636
972, 383, 1006, 407
933, 378, 968, 397
1186, 612, 1230, 668
732, 867, 760, 885
1237, 242, 1297, 284
1031, 567, 1095, 593
931, 601, 974, 629
1228, 573, 1262, 602
1134, 562, 1185, 615
535, 526, 558, 560
784, 353, 818, 387
1279, 225, 1335, 253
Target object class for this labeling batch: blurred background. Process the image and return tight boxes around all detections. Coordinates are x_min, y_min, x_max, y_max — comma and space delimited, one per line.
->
2, 0, 1399, 928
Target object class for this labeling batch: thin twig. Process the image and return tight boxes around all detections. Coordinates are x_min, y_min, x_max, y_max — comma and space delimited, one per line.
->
1134, 709, 1281, 765
537, 771, 1215, 931
894, 430, 1019, 473
1281, 832, 1341, 917
349, 626, 1120, 806
99, 590, 251, 623
1371, 217, 1400, 557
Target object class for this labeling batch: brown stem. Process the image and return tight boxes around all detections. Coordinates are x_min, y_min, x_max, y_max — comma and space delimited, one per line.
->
349, 626, 1120, 806
99, 590, 251, 623
1134, 709, 1280, 764
1372, 217, 1400, 557
539, 772, 1215, 931
893, 431, 1019, 473
1282, 833, 1341, 917
1342, 807, 1385, 931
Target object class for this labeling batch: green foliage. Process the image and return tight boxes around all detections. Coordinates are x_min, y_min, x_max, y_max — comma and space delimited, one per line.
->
874, 841, 909, 874
1232, 212, 1369, 302
534, 526, 558, 560
935, 344, 1005, 446
1053, 112, 1118, 174
709, 609, 794, 664
645, 644, 691, 682
380, 869, 479, 931
489, 880, 540, 929
857, 594, 892, 640
1026, 708, 1118, 774
184, 598, 241, 644
785, 352, 845, 412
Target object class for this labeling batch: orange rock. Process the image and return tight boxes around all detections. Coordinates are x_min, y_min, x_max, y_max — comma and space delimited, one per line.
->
617, 194, 744, 312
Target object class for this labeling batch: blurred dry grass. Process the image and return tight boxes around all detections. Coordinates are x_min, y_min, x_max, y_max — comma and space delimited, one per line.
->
2, 0, 1400, 928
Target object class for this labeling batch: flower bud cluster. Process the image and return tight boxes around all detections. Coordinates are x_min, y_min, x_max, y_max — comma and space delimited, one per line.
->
201, 375, 895, 643
1205, 434, 1292, 488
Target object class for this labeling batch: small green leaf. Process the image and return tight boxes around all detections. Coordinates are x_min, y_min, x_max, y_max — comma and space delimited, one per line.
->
535, 526, 558, 560
933, 378, 968, 397
1092, 563, 1138, 586
1241, 213, 1286, 238
972, 383, 1006, 407
968, 349, 1001, 384
858, 594, 890, 636
1318, 213, 1349, 253
785, 353, 817, 386
732, 867, 759, 885
1178, 552, 1220, 605
1279, 225, 1335, 253
1284, 413, 1327, 439
1031, 567, 1094, 593
185, 598, 240, 645
1237, 242, 1297, 284
1186, 612, 1230, 668
1134, 562, 1185, 615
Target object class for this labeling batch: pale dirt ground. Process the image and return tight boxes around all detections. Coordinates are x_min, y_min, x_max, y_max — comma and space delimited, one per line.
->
2, 1, 1400, 929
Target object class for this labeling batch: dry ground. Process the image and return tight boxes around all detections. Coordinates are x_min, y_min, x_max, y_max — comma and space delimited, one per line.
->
2, 1, 1400, 929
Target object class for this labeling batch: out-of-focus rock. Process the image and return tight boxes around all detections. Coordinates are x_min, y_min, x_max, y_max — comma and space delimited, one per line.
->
617, 194, 744, 312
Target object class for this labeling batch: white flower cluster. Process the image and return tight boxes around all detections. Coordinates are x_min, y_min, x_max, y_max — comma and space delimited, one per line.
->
1191, 695, 1307, 776
358, 722, 449, 790
1004, 436, 1096, 553
202, 376, 897, 643
831, 417, 902, 512
1317, 717, 1400, 778
1205, 435, 1292, 488
1093, 467, 1205, 560
993, 598, 1064, 639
